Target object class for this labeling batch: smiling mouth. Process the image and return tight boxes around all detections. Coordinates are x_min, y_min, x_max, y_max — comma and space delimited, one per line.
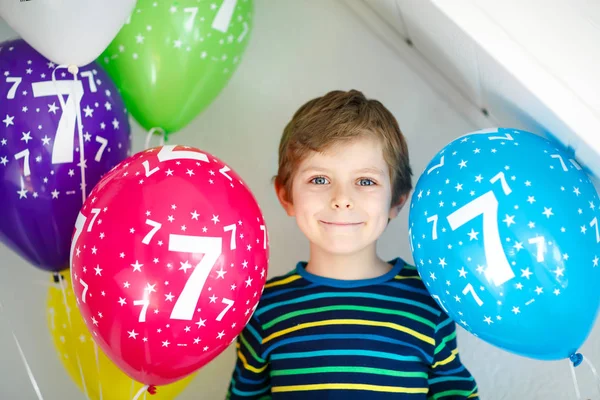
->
320, 221, 363, 226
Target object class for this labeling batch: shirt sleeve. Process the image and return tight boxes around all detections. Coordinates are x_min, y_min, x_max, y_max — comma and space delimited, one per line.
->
427, 313, 479, 400
226, 313, 271, 400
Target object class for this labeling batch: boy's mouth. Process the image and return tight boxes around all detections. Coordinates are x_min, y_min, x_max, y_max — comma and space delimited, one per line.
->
320, 221, 363, 226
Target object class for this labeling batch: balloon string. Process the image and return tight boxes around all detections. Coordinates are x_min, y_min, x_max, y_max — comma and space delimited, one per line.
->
72, 66, 87, 203
93, 341, 103, 400
130, 380, 135, 398
0, 301, 44, 400
583, 356, 600, 395
51, 65, 87, 203
144, 127, 166, 149
569, 352, 600, 399
132, 385, 149, 400
57, 274, 91, 400
569, 361, 581, 400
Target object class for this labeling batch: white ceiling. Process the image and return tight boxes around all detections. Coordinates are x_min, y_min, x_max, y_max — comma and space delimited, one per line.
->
354, 0, 600, 179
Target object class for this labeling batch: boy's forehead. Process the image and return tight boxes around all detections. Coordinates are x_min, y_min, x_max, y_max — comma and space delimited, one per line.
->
297, 139, 387, 173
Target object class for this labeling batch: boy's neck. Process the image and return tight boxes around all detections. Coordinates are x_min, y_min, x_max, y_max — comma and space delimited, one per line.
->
305, 243, 392, 281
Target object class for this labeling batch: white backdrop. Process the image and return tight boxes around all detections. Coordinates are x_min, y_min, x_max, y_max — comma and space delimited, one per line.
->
0, 1, 598, 399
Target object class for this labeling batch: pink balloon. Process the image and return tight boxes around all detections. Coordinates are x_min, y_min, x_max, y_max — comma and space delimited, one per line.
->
70, 145, 270, 385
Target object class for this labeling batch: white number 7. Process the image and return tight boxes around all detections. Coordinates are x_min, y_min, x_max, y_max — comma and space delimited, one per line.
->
142, 219, 162, 245
79, 279, 89, 303
70, 213, 87, 267
32, 80, 84, 165
134, 299, 150, 322
427, 215, 438, 240
80, 71, 97, 92
447, 191, 514, 286
6, 76, 22, 99
184, 7, 198, 31
550, 154, 568, 171
211, 0, 237, 33
216, 298, 234, 321
590, 217, 600, 243
169, 234, 223, 320
223, 224, 236, 249
94, 136, 108, 161
528, 236, 546, 262
157, 145, 209, 163
462, 283, 484, 306
87, 208, 101, 232
219, 165, 233, 181
260, 225, 267, 249
14, 149, 30, 177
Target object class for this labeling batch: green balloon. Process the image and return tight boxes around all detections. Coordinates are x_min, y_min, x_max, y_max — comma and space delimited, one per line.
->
99, 0, 253, 135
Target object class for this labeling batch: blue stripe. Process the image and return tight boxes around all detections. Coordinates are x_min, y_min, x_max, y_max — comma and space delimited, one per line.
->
256, 292, 441, 317
432, 365, 466, 375
429, 375, 475, 385
382, 281, 432, 296
260, 282, 319, 300
234, 366, 269, 385
245, 320, 262, 344
436, 316, 454, 334
263, 333, 432, 363
231, 383, 271, 397
270, 349, 423, 363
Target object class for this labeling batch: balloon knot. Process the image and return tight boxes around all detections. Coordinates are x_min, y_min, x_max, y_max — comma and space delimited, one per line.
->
147, 385, 157, 395
570, 352, 583, 367
67, 64, 79, 76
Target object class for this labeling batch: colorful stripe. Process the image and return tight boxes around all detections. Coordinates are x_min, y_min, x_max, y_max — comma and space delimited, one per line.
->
227, 259, 478, 399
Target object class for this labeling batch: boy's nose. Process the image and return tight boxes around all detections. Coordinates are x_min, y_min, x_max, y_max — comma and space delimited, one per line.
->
331, 193, 354, 209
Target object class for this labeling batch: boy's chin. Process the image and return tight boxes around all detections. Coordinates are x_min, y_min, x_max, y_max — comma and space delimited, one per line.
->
312, 240, 373, 257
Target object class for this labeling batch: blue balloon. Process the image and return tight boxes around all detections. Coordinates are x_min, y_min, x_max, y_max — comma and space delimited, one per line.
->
408, 128, 600, 361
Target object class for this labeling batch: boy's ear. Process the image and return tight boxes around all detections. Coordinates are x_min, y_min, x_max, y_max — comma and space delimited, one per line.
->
388, 192, 409, 220
275, 179, 295, 217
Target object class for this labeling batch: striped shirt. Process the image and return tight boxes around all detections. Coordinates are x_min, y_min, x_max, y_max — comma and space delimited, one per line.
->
227, 258, 478, 399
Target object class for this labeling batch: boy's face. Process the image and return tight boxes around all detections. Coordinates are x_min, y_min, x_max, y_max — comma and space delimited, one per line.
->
277, 135, 405, 256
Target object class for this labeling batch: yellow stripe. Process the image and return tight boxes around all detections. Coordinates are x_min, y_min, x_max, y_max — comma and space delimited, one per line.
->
468, 393, 479, 398
263, 319, 434, 345
432, 348, 459, 369
264, 274, 301, 288
273, 383, 428, 394
237, 346, 268, 374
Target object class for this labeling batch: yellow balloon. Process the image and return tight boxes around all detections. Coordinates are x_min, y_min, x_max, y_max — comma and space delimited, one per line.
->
46, 272, 195, 399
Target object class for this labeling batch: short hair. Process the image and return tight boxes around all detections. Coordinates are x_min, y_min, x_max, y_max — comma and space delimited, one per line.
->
274, 89, 412, 203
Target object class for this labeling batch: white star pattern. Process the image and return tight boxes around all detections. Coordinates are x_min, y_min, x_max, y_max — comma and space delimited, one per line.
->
69, 143, 268, 366
410, 128, 600, 343
0, 43, 129, 212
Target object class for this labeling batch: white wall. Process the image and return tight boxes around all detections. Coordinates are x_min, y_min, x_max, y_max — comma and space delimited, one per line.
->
0, 1, 594, 399
362, 0, 600, 181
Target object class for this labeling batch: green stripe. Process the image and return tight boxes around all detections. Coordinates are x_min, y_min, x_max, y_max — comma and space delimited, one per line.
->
272, 366, 428, 379
262, 305, 436, 331
257, 292, 441, 317
429, 375, 475, 385
240, 333, 266, 363
271, 349, 422, 363
429, 389, 478, 400
403, 264, 417, 270
434, 331, 457, 355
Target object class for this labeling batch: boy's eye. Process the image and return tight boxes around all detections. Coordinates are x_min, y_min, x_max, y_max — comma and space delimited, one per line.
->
310, 176, 329, 185
358, 178, 376, 186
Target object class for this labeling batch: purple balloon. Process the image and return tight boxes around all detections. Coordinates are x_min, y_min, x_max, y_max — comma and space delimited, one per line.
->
0, 39, 131, 272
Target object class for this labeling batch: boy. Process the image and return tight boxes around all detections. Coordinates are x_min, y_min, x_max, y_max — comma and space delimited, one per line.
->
226, 90, 478, 399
